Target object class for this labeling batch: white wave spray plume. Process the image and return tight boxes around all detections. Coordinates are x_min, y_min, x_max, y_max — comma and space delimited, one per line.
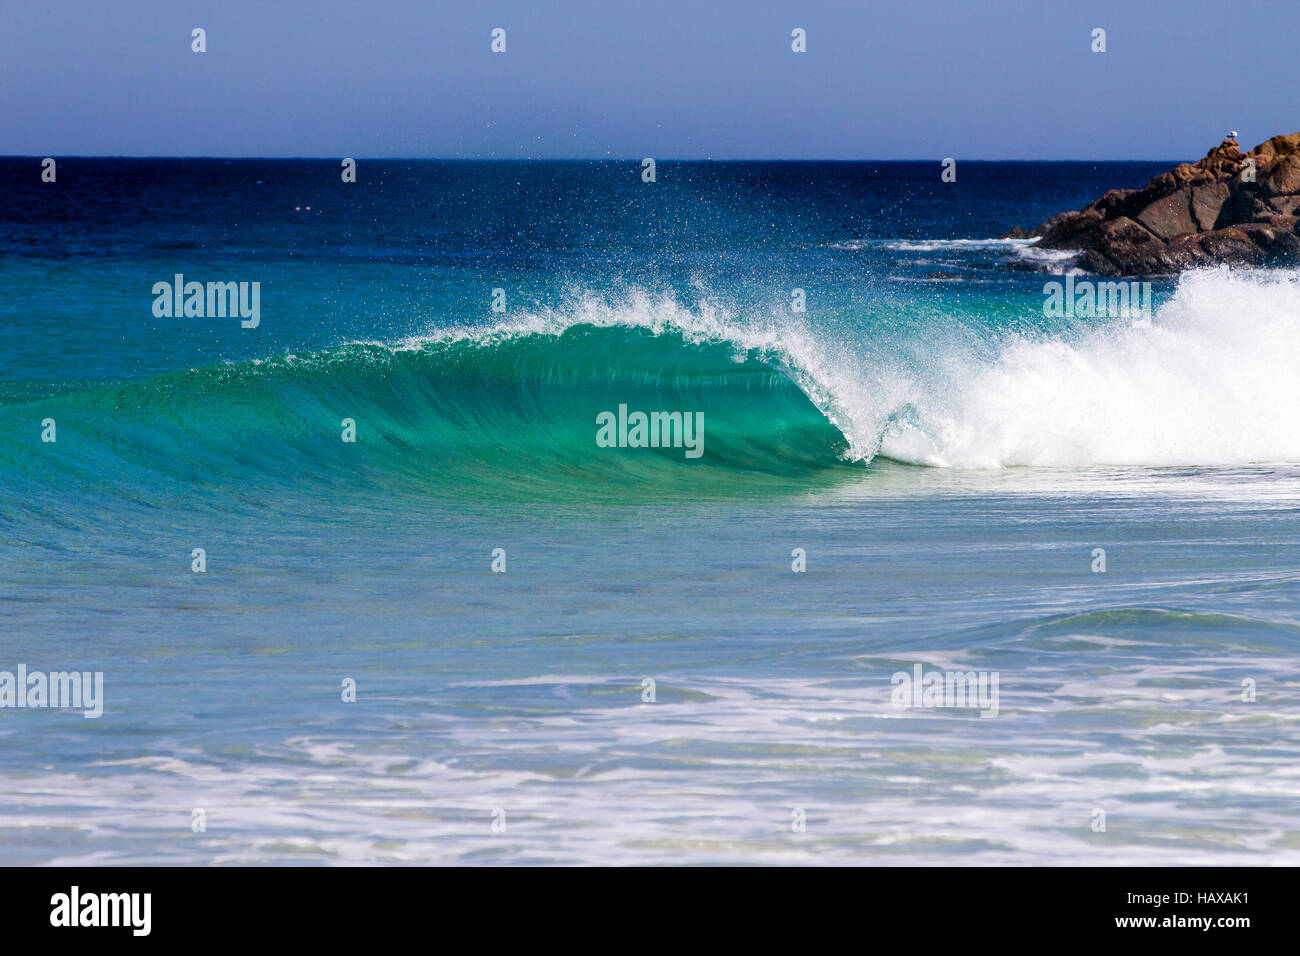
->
882, 268, 1300, 468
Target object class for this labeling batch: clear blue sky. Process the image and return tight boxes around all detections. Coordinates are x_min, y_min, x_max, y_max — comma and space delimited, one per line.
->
2, 0, 1295, 159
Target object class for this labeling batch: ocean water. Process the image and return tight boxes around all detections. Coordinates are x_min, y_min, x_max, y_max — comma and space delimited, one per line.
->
2, 159, 1299, 865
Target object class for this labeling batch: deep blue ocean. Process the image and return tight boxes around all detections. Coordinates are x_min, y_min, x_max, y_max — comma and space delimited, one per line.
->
2, 159, 1298, 864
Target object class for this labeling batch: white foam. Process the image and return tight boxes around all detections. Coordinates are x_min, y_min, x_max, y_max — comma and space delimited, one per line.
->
880, 267, 1300, 468
6, 660, 1300, 865
830, 235, 1086, 273
868, 238, 1039, 253
1009, 243, 1086, 275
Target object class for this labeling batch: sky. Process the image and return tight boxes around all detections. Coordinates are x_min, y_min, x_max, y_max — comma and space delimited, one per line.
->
2, 0, 1296, 160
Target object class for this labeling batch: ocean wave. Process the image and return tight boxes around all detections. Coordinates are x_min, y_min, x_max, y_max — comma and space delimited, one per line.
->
3, 268, 1297, 502
0, 296, 864, 501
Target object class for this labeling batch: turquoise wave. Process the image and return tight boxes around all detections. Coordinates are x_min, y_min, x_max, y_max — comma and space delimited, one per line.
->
0, 324, 863, 504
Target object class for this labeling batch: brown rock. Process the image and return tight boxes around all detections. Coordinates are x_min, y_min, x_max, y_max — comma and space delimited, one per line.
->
1224, 187, 1274, 224
1097, 215, 1162, 248
1135, 190, 1198, 240
1238, 221, 1300, 260
1036, 209, 1103, 249
1199, 139, 1244, 176
1252, 132, 1300, 162
1263, 155, 1300, 195
1190, 183, 1230, 231
1182, 228, 1260, 265
1012, 132, 1300, 275
1270, 195, 1300, 217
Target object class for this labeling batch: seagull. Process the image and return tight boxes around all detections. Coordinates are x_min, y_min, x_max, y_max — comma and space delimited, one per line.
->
1228, 130, 1239, 138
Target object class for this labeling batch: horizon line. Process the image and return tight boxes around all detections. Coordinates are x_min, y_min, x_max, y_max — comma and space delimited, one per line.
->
2, 155, 1185, 163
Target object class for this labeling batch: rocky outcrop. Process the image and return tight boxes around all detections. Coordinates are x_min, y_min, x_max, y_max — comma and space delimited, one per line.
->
1008, 133, 1300, 275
